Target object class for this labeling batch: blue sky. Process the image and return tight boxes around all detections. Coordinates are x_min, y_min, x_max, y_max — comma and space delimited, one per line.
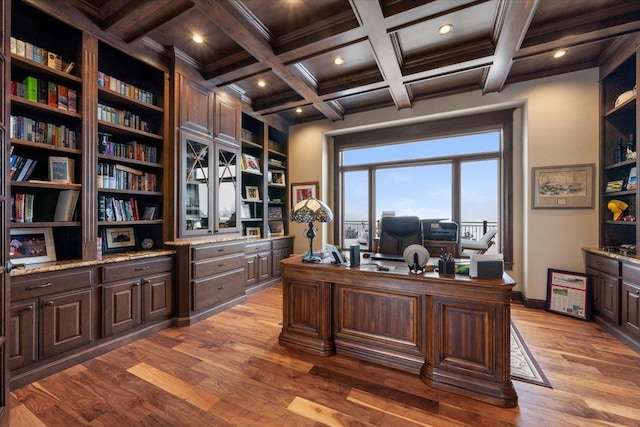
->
343, 132, 499, 224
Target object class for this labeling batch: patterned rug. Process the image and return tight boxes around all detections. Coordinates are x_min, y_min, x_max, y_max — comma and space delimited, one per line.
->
511, 322, 552, 387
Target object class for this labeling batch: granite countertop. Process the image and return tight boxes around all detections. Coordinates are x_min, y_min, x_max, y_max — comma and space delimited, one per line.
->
165, 235, 293, 246
10, 249, 176, 277
582, 247, 640, 265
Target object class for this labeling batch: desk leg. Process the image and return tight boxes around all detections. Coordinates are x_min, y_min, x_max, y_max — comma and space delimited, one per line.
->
279, 278, 335, 356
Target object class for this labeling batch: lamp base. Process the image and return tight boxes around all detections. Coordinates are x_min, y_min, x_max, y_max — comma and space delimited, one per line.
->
302, 254, 321, 263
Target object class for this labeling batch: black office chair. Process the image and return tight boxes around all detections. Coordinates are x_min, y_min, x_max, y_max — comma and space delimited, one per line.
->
377, 216, 423, 255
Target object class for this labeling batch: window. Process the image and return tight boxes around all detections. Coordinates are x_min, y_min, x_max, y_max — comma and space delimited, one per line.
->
333, 110, 514, 268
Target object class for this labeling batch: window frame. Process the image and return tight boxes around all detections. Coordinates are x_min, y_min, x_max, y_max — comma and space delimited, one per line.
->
332, 109, 514, 269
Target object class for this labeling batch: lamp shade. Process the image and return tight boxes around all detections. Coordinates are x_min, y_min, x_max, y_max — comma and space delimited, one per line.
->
290, 198, 333, 223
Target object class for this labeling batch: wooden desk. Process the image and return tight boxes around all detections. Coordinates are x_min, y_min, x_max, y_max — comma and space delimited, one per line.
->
279, 255, 517, 407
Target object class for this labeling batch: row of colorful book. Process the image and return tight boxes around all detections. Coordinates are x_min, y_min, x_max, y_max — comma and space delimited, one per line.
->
98, 134, 159, 163
12, 76, 78, 112
10, 115, 78, 148
10, 37, 72, 73
9, 154, 37, 181
99, 196, 156, 222
98, 71, 155, 106
11, 190, 79, 223
97, 103, 154, 134
97, 162, 158, 192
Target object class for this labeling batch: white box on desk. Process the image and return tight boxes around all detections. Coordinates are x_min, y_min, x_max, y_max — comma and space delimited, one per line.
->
470, 254, 504, 279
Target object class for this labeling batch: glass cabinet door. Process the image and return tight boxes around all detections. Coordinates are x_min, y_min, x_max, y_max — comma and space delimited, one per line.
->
183, 133, 212, 235
216, 144, 240, 232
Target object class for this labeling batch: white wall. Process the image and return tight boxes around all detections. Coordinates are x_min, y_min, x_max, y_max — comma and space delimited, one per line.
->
288, 68, 600, 300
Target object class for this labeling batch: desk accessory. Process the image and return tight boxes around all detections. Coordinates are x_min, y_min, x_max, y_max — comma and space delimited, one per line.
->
291, 197, 333, 263
403, 244, 429, 273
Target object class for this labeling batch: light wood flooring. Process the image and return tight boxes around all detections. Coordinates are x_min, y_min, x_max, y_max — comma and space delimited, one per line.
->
9, 283, 640, 426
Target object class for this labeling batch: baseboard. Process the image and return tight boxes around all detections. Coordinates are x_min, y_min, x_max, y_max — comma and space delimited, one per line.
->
510, 291, 546, 310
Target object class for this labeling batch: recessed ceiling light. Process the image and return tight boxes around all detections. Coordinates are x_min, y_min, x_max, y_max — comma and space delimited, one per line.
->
333, 57, 344, 65
437, 24, 453, 35
258, 80, 266, 87
295, 108, 302, 113
553, 49, 567, 58
192, 34, 203, 44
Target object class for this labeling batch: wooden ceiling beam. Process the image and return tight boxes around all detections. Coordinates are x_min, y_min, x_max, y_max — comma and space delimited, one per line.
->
193, 0, 344, 121
482, 0, 538, 94
349, 0, 411, 110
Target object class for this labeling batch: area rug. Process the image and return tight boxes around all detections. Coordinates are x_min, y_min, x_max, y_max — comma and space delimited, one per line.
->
511, 322, 552, 388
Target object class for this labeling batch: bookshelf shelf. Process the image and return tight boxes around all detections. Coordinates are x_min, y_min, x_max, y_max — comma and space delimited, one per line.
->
98, 120, 163, 140
11, 54, 82, 84
12, 181, 81, 190
97, 154, 163, 169
11, 221, 81, 228
98, 87, 164, 113
98, 220, 163, 226
11, 138, 81, 154
11, 96, 81, 119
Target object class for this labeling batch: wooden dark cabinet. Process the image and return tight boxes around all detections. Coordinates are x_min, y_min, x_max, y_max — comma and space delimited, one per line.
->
40, 288, 92, 358
101, 256, 173, 337
179, 75, 213, 136
586, 253, 621, 324
272, 237, 294, 278
622, 263, 640, 339
214, 91, 241, 145
245, 241, 272, 290
9, 301, 37, 370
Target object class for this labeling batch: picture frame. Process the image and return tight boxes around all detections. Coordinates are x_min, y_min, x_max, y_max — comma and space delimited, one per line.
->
242, 153, 261, 173
606, 179, 625, 192
268, 206, 282, 219
240, 204, 251, 219
245, 226, 261, 238
270, 171, 285, 186
245, 186, 260, 200
291, 181, 318, 206
545, 268, 591, 321
104, 226, 136, 250
531, 164, 595, 209
268, 220, 285, 236
626, 166, 637, 190
49, 156, 74, 183
10, 227, 56, 264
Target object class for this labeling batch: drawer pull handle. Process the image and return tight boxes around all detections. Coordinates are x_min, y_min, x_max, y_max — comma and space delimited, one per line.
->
21, 306, 33, 312
142, 279, 151, 285
218, 263, 226, 267
132, 283, 139, 287
43, 301, 54, 307
218, 285, 225, 290
26, 282, 52, 290
218, 248, 225, 252
135, 266, 150, 271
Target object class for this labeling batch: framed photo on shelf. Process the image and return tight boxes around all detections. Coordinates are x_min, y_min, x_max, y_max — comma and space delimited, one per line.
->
531, 164, 594, 209
291, 181, 318, 205
245, 226, 261, 238
268, 206, 282, 219
626, 167, 637, 190
270, 171, 285, 186
49, 156, 74, 183
268, 220, 285, 236
245, 186, 260, 200
545, 268, 591, 321
242, 153, 261, 173
103, 226, 136, 251
240, 204, 251, 219
10, 228, 56, 265
606, 179, 625, 192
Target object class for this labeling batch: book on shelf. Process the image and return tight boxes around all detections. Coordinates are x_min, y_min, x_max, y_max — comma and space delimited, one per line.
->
54, 189, 79, 221
11, 157, 38, 181
47, 82, 57, 107
57, 85, 68, 111
38, 77, 47, 104
24, 194, 34, 222
627, 166, 637, 190
13, 193, 33, 223
23, 76, 37, 102
141, 206, 156, 220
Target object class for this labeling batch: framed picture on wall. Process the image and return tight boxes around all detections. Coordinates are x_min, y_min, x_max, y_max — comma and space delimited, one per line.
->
291, 182, 318, 206
532, 164, 595, 209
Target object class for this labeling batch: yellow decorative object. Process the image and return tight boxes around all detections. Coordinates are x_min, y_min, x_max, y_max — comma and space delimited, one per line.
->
608, 199, 629, 220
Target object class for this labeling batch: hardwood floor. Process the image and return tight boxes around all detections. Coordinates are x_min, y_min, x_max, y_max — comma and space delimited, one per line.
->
9, 283, 640, 426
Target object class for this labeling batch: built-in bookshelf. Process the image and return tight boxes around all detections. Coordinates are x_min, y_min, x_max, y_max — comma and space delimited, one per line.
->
96, 42, 166, 252
240, 113, 288, 238
9, 1, 84, 261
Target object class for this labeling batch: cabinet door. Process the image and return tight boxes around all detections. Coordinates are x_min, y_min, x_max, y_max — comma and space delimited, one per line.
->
215, 144, 240, 233
601, 273, 620, 324
622, 281, 640, 338
40, 289, 92, 358
272, 249, 285, 277
102, 280, 141, 337
182, 132, 213, 235
214, 91, 240, 144
587, 268, 604, 315
257, 251, 272, 282
245, 255, 258, 288
180, 75, 213, 135
9, 301, 37, 370
142, 272, 173, 323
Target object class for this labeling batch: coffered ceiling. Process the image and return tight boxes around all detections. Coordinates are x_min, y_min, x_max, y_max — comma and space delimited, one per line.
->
33, 0, 640, 125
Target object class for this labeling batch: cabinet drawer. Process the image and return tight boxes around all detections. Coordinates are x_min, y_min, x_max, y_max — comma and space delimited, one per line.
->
12, 268, 93, 301
192, 269, 245, 312
272, 238, 293, 250
245, 241, 271, 254
623, 263, 640, 283
586, 253, 620, 276
192, 253, 245, 279
192, 241, 245, 260
101, 257, 173, 283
